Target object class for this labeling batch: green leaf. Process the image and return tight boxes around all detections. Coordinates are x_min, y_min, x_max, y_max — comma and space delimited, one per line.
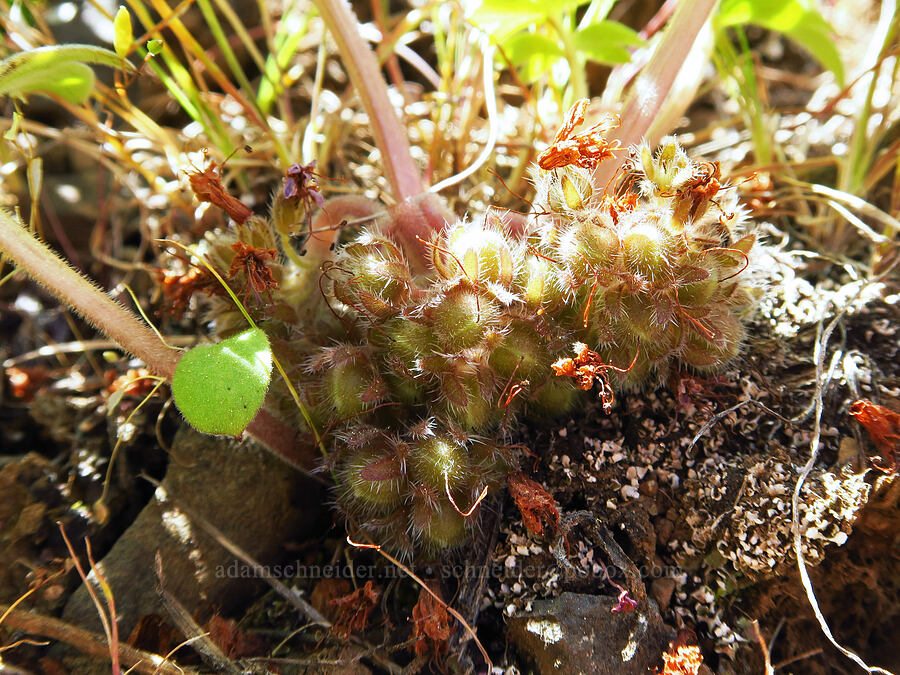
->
716, 0, 844, 85
574, 21, 644, 64
0, 44, 134, 103
470, 0, 590, 41
502, 33, 564, 81
113, 6, 133, 59
172, 327, 273, 436
146, 39, 164, 56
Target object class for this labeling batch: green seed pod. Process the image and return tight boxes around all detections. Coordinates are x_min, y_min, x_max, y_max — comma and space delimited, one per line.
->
384, 318, 436, 368
621, 219, 672, 280
468, 441, 518, 491
441, 373, 499, 431
556, 218, 620, 277
338, 446, 407, 513
530, 377, 579, 417
429, 286, 498, 352
488, 320, 548, 380
676, 273, 717, 306
519, 255, 564, 311
619, 294, 660, 343
680, 312, 743, 370
440, 219, 516, 286
408, 435, 469, 492
412, 499, 468, 550
324, 357, 380, 418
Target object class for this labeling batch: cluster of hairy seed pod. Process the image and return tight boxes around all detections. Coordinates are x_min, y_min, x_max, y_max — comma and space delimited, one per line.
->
312, 136, 760, 556
176, 125, 760, 556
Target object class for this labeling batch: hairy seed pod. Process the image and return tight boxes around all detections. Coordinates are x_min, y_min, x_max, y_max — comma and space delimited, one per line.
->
408, 435, 469, 492
429, 286, 498, 352
556, 217, 620, 278
440, 220, 516, 286
412, 498, 468, 550
338, 445, 407, 513
620, 219, 672, 280
324, 357, 381, 418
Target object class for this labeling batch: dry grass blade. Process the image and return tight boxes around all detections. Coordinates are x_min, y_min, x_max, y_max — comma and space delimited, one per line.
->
154, 553, 244, 675
58, 524, 121, 674
346, 536, 493, 673
140, 474, 330, 627
791, 281, 896, 675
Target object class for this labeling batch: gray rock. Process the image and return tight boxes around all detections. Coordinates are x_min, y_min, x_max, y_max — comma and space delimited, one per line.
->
507, 592, 674, 675
63, 425, 316, 636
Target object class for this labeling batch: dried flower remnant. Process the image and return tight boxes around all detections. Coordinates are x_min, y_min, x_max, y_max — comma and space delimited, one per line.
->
106, 367, 156, 398
538, 99, 620, 171
507, 472, 560, 537
552, 343, 638, 413
850, 399, 900, 473
330, 580, 380, 640
187, 159, 252, 224
674, 160, 722, 220
411, 581, 451, 659
155, 265, 225, 318
227, 241, 279, 305
6, 365, 49, 400
283, 161, 326, 207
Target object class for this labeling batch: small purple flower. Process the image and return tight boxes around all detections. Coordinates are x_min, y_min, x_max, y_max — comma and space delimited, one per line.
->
283, 161, 325, 208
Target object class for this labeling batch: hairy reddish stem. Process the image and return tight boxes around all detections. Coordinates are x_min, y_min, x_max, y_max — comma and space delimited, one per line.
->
245, 409, 316, 469
0, 209, 181, 380
0, 209, 312, 467
313, 0, 424, 200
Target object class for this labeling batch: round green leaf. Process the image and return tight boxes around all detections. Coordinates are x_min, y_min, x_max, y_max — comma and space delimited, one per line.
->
172, 327, 273, 436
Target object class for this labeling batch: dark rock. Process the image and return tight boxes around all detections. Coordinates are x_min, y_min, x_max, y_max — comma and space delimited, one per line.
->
507, 592, 674, 675
62, 425, 317, 636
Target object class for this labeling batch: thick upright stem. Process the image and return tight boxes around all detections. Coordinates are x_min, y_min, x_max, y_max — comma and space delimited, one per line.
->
313, 0, 423, 200
590, 0, 717, 191
0, 209, 181, 380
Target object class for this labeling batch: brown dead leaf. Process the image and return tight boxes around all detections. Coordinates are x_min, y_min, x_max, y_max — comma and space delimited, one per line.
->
411, 580, 450, 659
507, 472, 560, 537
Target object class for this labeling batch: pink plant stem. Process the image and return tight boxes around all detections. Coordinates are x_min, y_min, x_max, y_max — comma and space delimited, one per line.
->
245, 409, 315, 469
590, 0, 718, 191
305, 194, 384, 263
313, 0, 424, 201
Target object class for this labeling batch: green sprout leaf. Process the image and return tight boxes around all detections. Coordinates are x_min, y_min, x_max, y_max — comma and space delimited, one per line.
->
146, 39, 165, 56
469, 0, 589, 41
574, 21, 644, 64
717, 0, 844, 85
0, 44, 134, 104
503, 33, 564, 81
172, 327, 273, 436
113, 6, 133, 59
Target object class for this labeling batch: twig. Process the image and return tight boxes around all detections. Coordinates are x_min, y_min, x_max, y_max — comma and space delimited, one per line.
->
0, 605, 195, 675
750, 619, 774, 675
